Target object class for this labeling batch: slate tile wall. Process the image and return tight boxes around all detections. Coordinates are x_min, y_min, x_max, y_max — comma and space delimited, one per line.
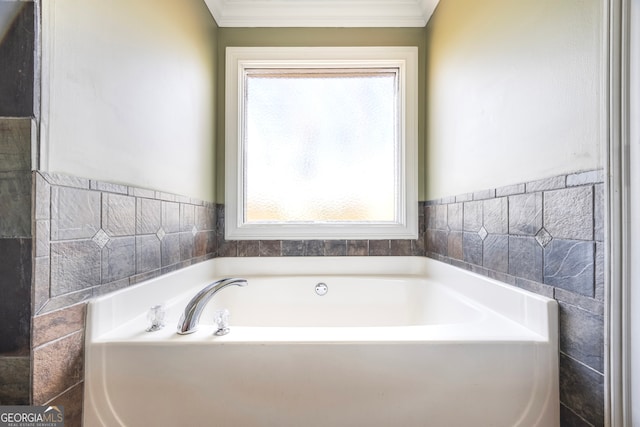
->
0, 238, 31, 404
31, 171, 218, 426
425, 169, 605, 427
1, 0, 36, 406
0, 117, 33, 405
0, 2, 34, 117
215, 203, 426, 258
25, 168, 603, 426
33, 172, 218, 314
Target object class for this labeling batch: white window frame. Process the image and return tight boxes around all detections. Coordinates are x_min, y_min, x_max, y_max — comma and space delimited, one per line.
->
225, 46, 418, 240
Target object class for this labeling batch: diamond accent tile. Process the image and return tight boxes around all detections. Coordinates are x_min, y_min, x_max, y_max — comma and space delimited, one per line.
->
478, 226, 488, 241
92, 229, 110, 249
191, 225, 198, 237
535, 227, 553, 248
156, 227, 166, 241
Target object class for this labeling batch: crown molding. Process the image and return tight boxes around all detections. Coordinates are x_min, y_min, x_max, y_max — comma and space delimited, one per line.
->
204, 0, 440, 28
420, 0, 440, 23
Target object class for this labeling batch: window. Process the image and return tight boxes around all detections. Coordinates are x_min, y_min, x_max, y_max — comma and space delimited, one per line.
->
225, 47, 418, 240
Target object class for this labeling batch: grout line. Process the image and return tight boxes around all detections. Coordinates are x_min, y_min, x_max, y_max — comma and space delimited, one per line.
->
559, 401, 596, 427
559, 351, 605, 376
42, 380, 84, 407
33, 328, 83, 352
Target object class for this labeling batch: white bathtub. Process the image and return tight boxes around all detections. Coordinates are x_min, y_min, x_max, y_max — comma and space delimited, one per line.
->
84, 257, 559, 427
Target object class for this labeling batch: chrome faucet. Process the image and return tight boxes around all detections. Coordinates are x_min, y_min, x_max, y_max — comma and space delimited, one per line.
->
177, 278, 247, 335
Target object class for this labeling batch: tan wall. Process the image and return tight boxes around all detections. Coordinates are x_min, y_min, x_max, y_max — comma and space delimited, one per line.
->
42, 0, 218, 202
40, 0, 604, 204
216, 27, 427, 203
425, 0, 605, 199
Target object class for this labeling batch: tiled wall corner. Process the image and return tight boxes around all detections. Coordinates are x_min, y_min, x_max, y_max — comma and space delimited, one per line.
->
30, 171, 218, 425
33, 171, 218, 315
425, 169, 605, 427
214, 202, 426, 257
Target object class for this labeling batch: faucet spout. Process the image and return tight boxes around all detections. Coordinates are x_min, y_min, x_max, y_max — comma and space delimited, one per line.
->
177, 278, 247, 334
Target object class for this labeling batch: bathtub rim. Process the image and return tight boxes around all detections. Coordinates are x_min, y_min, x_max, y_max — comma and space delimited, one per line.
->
86, 256, 557, 344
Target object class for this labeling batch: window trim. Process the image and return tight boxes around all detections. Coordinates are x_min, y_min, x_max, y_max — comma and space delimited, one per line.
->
225, 46, 418, 240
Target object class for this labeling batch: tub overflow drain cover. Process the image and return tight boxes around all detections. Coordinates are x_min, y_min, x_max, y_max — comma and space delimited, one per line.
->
315, 282, 328, 296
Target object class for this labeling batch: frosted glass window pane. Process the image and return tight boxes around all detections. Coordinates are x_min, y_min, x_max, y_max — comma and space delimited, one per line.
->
244, 69, 398, 223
